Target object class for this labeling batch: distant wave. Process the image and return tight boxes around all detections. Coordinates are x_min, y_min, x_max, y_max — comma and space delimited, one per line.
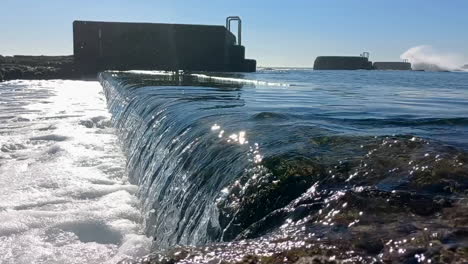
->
401, 45, 466, 71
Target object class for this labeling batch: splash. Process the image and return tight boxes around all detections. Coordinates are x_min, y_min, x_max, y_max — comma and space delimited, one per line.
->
400, 45, 465, 71
0, 80, 151, 264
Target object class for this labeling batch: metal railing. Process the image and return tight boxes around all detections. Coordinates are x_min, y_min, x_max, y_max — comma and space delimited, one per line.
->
226, 16, 242, 45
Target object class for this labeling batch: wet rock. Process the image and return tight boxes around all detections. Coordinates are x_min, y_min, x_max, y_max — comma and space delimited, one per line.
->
353, 234, 384, 255
0, 55, 82, 81
441, 228, 468, 246
80, 120, 95, 128
218, 155, 326, 240
294, 256, 342, 264
124, 135, 468, 264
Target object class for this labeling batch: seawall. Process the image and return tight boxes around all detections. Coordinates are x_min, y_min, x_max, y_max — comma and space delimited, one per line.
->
0, 19, 257, 82
73, 20, 256, 74
373, 62, 411, 70
313, 56, 372, 70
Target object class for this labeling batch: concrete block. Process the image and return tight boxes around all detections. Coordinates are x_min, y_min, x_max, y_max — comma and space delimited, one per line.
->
73, 20, 256, 73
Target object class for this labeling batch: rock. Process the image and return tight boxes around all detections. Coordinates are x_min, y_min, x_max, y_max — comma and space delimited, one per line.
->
0, 55, 82, 82
353, 234, 384, 255
295, 256, 342, 264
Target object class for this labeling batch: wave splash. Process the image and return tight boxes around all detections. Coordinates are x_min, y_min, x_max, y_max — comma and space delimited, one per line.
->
400, 45, 466, 71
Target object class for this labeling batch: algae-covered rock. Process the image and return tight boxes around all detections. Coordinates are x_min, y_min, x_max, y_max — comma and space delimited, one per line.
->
123, 135, 468, 264
0, 55, 80, 81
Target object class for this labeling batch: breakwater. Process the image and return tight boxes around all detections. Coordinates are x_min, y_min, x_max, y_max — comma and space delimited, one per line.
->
0, 18, 257, 82
313, 55, 412, 71
313, 56, 373, 70
373, 61, 412, 70
74, 20, 256, 74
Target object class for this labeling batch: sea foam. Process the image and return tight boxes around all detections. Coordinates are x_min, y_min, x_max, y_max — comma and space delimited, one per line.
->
401, 45, 466, 71
0, 80, 151, 264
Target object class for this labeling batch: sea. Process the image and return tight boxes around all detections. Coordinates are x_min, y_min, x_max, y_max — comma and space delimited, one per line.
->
1, 69, 467, 263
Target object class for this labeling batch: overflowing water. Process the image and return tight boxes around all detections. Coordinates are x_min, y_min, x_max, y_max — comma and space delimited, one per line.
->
100, 69, 468, 263
1, 69, 468, 263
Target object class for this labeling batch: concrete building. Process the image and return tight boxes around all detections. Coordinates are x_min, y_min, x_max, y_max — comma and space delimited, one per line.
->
373, 62, 411, 70
313, 56, 372, 70
73, 20, 256, 74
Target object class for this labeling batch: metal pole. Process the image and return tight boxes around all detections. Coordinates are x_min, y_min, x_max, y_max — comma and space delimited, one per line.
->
238, 19, 242, 46
225, 16, 242, 46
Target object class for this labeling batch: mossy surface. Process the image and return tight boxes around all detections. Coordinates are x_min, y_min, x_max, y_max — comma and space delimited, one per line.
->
123, 135, 468, 264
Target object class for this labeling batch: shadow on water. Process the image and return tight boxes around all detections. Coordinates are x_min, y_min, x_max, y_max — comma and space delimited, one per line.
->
100, 71, 468, 263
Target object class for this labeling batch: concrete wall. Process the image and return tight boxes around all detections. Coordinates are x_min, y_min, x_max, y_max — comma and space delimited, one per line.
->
373, 62, 411, 70
73, 21, 255, 73
313, 56, 372, 70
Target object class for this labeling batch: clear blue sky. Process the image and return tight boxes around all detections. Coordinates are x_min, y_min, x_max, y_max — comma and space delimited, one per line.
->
1, 0, 467, 67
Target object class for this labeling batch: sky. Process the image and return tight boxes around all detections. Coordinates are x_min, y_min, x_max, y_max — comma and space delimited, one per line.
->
1, 0, 467, 67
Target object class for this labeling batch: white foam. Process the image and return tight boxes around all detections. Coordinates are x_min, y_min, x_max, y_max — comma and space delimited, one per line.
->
191, 73, 291, 87
401, 45, 466, 71
117, 70, 177, 76
0, 80, 151, 264
108, 70, 291, 87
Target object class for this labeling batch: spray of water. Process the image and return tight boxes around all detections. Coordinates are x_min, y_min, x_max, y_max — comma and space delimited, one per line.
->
400, 45, 466, 71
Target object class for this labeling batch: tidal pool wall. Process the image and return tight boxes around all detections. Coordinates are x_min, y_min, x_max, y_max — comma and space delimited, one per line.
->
313, 56, 372, 70
73, 21, 256, 73
373, 62, 412, 70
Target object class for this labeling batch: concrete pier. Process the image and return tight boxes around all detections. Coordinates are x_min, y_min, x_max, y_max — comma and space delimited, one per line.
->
373, 62, 411, 70
73, 20, 256, 74
313, 56, 372, 70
